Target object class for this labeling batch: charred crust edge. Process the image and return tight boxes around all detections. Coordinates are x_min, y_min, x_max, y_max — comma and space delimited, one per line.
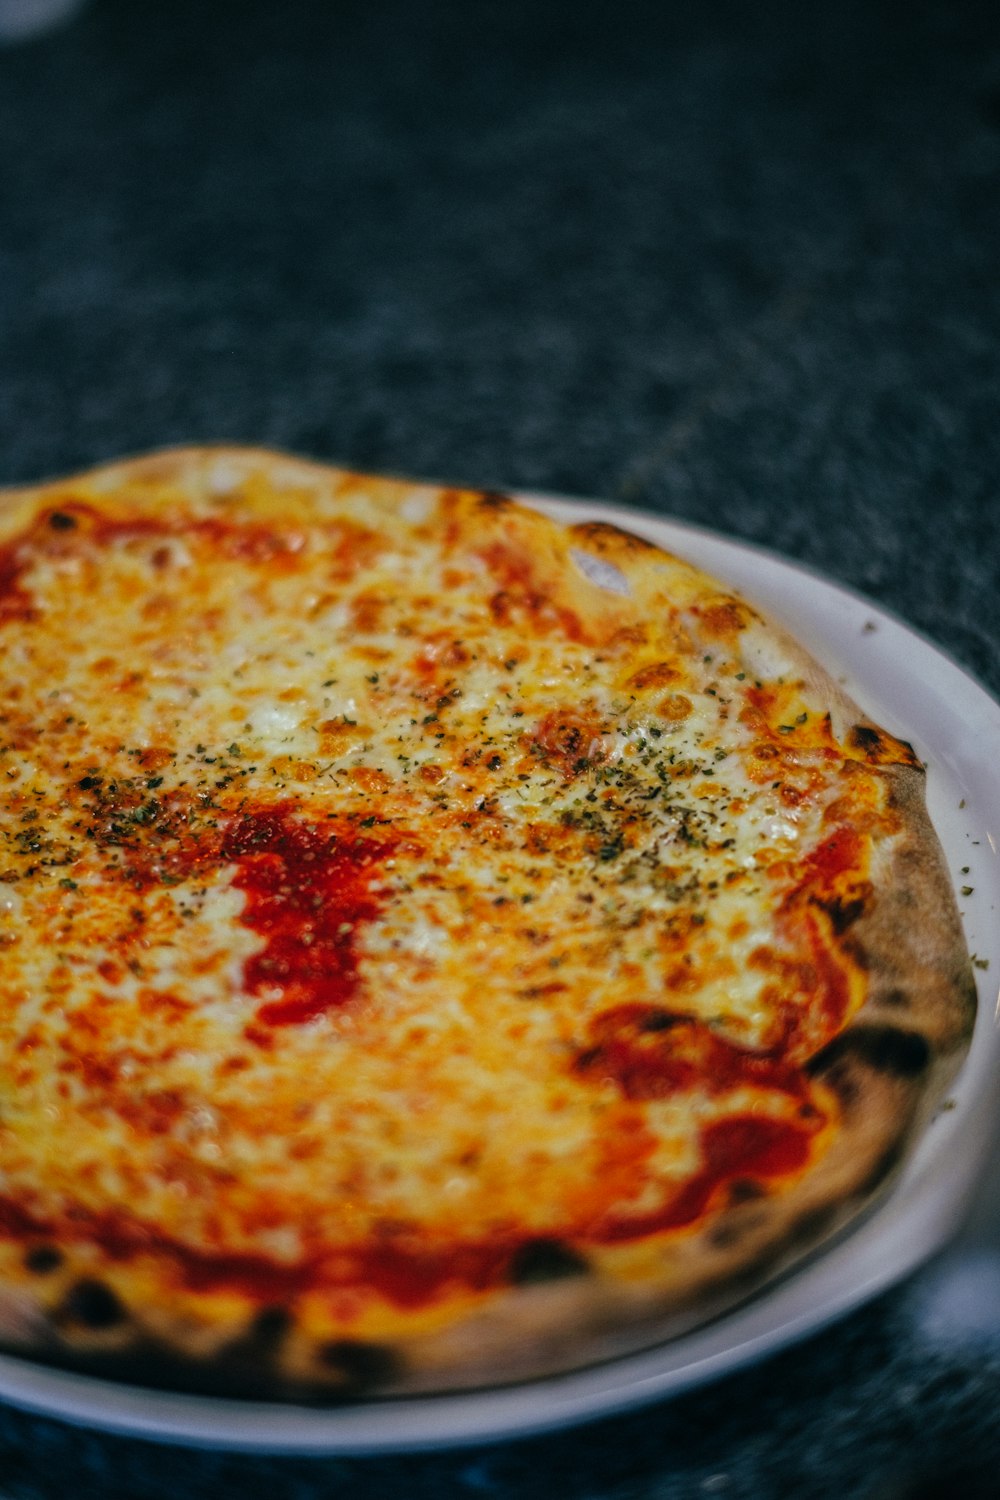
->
808, 1024, 932, 1081
226, 1303, 294, 1355
508, 1237, 590, 1285
23, 1245, 63, 1275
568, 520, 657, 553
813, 891, 870, 935
317, 1337, 402, 1393
28, 1322, 402, 1403
848, 723, 923, 769
58, 1278, 127, 1330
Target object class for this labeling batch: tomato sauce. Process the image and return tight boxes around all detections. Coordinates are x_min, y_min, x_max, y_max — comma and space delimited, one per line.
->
793, 826, 862, 893
1, 997, 822, 1309
596, 1114, 814, 1243
573, 1004, 810, 1102
802, 909, 853, 1031
0, 540, 34, 625
82, 779, 399, 1033
220, 808, 395, 1028
1, 1107, 815, 1305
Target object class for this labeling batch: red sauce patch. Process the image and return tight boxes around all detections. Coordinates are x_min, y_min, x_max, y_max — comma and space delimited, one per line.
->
77, 784, 400, 1036
776, 825, 865, 1035
0, 541, 35, 626
220, 808, 396, 1030
3, 1110, 812, 1306
793, 826, 862, 894
334, 1237, 514, 1309
2, 1195, 528, 1307
595, 1114, 814, 1242
574, 1004, 825, 1245
0, 1196, 44, 1239
800, 908, 853, 1032
1, 970, 825, 1306
573, 1004, 810, 1102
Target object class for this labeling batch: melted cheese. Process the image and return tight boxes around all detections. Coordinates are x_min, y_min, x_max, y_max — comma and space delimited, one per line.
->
0, 460, 905, 1336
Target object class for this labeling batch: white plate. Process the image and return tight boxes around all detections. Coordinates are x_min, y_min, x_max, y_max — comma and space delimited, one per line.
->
1, 499, 998, 1453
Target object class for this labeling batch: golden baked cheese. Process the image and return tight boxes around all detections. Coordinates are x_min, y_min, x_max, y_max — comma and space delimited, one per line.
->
0, 449, 974, 1397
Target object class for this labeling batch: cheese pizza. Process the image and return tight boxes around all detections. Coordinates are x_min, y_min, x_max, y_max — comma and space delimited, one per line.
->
0, 448, 975, 1400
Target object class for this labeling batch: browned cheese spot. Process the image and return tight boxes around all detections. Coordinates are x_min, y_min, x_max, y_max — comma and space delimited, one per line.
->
848, 724, 923, 769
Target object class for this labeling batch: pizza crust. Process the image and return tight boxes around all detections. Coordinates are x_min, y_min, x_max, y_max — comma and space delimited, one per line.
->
0, 447, 976, 1401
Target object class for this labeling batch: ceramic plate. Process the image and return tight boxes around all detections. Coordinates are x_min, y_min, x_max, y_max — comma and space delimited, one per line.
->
1, 499, 997, 1452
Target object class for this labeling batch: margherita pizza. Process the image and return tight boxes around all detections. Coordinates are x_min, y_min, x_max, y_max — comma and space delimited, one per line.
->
0, 448, 975, 1400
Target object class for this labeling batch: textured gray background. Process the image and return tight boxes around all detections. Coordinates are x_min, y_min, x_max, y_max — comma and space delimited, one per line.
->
0, 1, 999, 1495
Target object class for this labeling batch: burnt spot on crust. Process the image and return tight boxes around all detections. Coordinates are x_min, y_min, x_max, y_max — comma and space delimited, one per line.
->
29, 1329, 398, 1403
318, 1338, 401, 1393
820, 1057, 860, 1109
639, 1008, 687, 1033
59, 1278, 126, 1329
726, 1178, 767, 1207
881, 987, 911, 1009
215, 1303, 294, 1380
850, 725, 883, 756
509, 1237, 590, 1285
709, 1219, 750, 1251
23, 1244, 63, 1275
35, 1334, 292, 1402
848, 723, 923, 769
246, 1304, 293, 1349
476, 491, 514, 511
815, 888, 871, 935
809, 1024, 932, 1090
790, 1204, 838, 1249
709, 1185, 769, 1249
695, 1204, 854, 1316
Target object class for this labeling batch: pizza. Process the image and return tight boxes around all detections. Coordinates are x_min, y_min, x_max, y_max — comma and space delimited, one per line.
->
0, 447, 975, 1402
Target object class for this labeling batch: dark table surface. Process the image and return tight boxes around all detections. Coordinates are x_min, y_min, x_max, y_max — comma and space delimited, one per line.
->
1, 1, 1000, 1495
